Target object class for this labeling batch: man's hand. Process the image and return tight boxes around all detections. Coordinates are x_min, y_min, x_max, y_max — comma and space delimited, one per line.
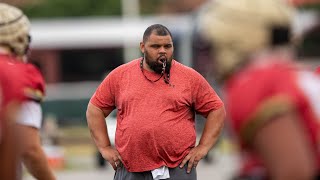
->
100, 146, 122, 170
179, 144, 209, 173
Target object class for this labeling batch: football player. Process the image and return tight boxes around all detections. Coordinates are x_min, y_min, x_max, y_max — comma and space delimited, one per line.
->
199, 0, 320, 179
0, 3, 56, 180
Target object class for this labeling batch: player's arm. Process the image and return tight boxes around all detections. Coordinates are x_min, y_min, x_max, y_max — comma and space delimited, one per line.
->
252, 111, 317, 180
17, 124, 56, 180
16, 101, 56, 180
0, 101, 21, 180
86, 102, 121, 170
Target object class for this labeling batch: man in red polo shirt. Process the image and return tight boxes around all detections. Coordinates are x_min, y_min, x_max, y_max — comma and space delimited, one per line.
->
87, 24, 226, 180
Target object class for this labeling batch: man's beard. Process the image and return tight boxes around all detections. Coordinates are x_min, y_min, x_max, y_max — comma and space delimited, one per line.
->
144, 52, 172, 74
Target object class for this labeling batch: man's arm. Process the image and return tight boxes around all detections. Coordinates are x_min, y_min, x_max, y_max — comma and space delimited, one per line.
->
198, 106, 226, 152
15, 101, 56, 180
180, 106, 225, 173
16, 125, 56, 180
0, 102, 21, 180
86, 102, 121, 170
253, 112, 317, 180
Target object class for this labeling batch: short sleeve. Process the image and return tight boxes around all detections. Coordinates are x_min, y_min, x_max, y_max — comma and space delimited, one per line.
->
226, 64, 297, 146
192, 71, 224, 117
20, 63, 46, 102
90, 71, 117, 110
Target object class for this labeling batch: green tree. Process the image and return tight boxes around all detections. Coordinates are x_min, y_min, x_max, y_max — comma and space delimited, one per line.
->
22, 0, 121, 18
299, 3, 320, 11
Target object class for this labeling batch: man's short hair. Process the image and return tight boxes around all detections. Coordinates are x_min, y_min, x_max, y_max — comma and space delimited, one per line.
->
143, 24, 173, 42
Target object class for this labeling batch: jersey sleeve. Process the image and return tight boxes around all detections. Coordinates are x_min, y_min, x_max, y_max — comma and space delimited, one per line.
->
227, 64, 297, 146
21, 63, 46, 103
0, 64, 25, 107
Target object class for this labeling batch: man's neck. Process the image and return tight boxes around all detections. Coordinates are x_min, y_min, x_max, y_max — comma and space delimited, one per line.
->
0, 47, 26, 62
142, 58, 155, 73
0, 47, 11, 55
250, 47, 294, 62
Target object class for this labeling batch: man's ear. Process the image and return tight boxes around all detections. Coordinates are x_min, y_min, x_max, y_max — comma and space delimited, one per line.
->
139, 42, 145, 53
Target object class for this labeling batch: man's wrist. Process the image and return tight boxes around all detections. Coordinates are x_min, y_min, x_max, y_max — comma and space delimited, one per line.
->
197, 143, 211, 153
98, 144, 112, 152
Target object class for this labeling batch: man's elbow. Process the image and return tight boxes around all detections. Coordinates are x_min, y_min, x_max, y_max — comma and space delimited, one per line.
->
22, 144, 43, 163
216, 105, 226, 130
220, 104, 226, 116
86, 103, 96, 122
216, 105, 226, 122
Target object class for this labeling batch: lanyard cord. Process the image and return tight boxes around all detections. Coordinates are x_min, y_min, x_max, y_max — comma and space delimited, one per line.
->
140, 58, 164, 83
140, 58, 172, 85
